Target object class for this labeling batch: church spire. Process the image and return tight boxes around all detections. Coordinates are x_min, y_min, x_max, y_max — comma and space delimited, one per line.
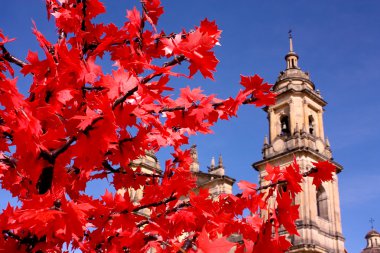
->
289, 30, 294, 52
285, 30, 299, 69
218, 154, 223, 168
210, 157, 215, 170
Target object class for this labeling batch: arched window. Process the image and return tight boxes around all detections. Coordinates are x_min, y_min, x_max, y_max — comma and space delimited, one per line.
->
308, 115, 315, 135
280, 115, 290, 136
316, 186, 329, 220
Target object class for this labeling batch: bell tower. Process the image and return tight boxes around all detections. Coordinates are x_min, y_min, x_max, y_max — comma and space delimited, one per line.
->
253, 32, 345, 252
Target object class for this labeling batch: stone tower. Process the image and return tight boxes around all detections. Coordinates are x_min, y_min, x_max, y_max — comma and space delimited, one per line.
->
253, 33, 345, 252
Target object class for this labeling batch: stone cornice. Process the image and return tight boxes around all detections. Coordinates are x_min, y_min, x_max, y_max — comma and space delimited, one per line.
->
295, 220, 345, 241
193, 171, 236, 185
276, 87, 327, 107
130, 161, 162, 174
252, 147, 343, 173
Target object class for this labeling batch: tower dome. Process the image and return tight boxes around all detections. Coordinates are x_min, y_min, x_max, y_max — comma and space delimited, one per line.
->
362, 229, 380, 253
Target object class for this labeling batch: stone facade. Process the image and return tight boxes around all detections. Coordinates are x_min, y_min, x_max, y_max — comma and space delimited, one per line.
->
253, 34, 345, 253
121, 147, 235, 208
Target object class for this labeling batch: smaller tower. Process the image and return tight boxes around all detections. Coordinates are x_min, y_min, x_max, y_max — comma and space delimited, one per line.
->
209, 157, 216, 170
190, 148, 235, 197
362, 229, 380, 253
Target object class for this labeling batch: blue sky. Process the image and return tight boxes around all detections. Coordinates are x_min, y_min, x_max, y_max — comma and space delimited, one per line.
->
1, 1, 380, 252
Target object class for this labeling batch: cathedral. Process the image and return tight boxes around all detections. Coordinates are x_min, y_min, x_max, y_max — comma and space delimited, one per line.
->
131, 34, 380, 253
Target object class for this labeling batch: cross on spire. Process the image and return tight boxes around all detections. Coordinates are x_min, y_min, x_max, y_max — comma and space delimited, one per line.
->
370, 218, 375, 230
284, 30, 299, 69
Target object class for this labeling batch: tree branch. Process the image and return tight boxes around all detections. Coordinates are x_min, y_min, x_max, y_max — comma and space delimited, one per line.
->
0, 154, 16, 169
112, 55, 186, 110
112, 86, 138, 110
177, 238, 194, 253
81, 0, 87, 31
0, 45, 27, 68
137, 201, 191, 228
2, 230, 45, 251
122, 193, 177, 214
51, 136, 77, 159
157, 96, 257, 114
102, 160, 163, 177
82, 86, 107, 92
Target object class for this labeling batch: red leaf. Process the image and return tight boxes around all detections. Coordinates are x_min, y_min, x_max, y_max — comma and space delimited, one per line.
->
276, 191, 300, 235
197, 227, 235, 253
284, 156, 303, 196
310, 160, 336, 188
142, 0, 163, 26
237, 180, 257, 199
73, 107, 102, 131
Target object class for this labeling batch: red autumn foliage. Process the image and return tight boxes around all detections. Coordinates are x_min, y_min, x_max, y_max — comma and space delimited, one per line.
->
0, 1, 336, 252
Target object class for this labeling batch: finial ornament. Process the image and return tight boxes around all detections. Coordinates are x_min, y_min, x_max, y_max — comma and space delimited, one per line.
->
370, 218, 375, 230
210, 156, 215, 169
301, 123, 307, 134
325, 137, 330, 148
288, 29, 294, 52
264, 136, 269, 145
218, 154, 223, 167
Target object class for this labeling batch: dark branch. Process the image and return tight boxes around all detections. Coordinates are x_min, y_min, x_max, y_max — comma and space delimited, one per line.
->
131, 194, 176, 212
81, 0, 87, 31
137, 201, 191, 228
112, 55, 186, 110
103, 160, 163, 179
51, 136, 77, 159
37, 117, 103, 194
141, 55, 186, 84
157, 96, 258, 114
2, 230, 21, 241
40, 136, 77, 164
2, 230, 46, 251
0, 45, 27, 68
177, 238, 194, 253
82, 86, 107, 92
112, 86, 138, 110
0, 154, 16, 169
122, 194, 177, 214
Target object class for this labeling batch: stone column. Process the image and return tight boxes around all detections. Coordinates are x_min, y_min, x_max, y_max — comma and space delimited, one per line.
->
289, 99, 295, 135
303, 98, 309, 131
268, 108, 276, 143
318, 109, 325, 139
